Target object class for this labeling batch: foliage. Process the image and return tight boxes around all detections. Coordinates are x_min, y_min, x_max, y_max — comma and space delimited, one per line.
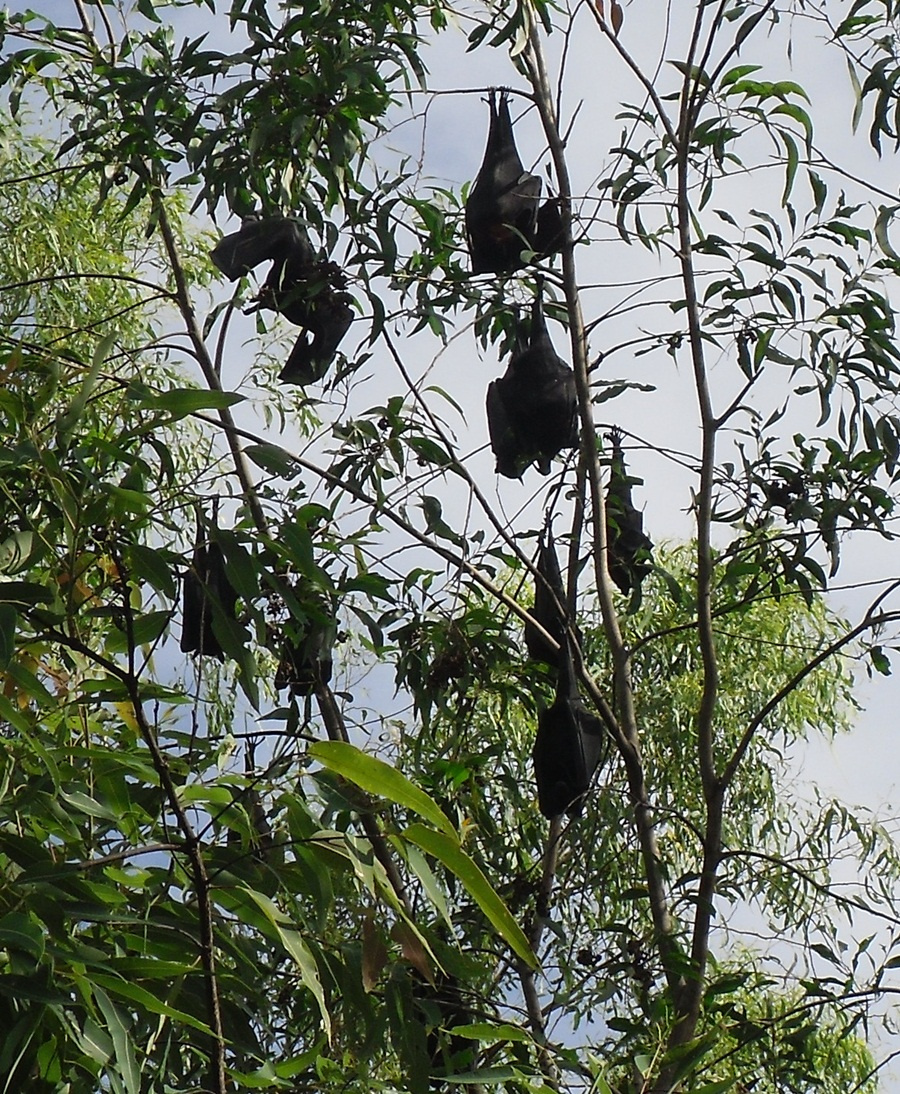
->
1, 1, 900, 1092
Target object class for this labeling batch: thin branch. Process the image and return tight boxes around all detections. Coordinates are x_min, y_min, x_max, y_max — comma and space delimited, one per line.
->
721, 604, 900, 790
152, 190, 268, 535
525, 13, 680, 999
76, 843, 180, 870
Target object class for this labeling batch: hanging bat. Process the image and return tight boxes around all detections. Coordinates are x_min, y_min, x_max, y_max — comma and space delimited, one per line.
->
486, 291, 578, 478
210, 217, 353, 383
606, 428, 653, 594
279, 292, 354, 386
180, 518, 239, 660
275, 602, 337, 696
210, 216, 315, 282
525, 525, 583, 668
465, 89, 542, 275
532, 648, 607, 818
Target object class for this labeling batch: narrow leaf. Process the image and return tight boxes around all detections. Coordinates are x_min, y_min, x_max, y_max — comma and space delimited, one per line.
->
402, 824, 536, 969
309, 741, 455, 837
239, 887, 332, 1041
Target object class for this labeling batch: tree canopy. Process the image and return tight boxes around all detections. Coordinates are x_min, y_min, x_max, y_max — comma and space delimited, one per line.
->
2, 1, 900, 1091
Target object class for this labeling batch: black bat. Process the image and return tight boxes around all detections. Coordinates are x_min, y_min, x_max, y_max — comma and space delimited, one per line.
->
275, 603, 337, 697
210, 217, 352, 383
180, 519, 239, 660
279, 292, 354, 386
532, 197, 566, 259
524, 525, 583, 668
486, 291, 578, 478
465, 89, 542, 275
210, 216, 315, 282
532, 650, 607, 818
606, 428, 653, 594
416, 975, 474, 1079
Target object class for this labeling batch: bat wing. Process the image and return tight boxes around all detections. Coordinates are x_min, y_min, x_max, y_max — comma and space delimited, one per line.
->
487, 377, 528, 479
279, 296, 353, 386
533, 198, 566, 258
181, 539, 238, 659
211, 218, 315, 281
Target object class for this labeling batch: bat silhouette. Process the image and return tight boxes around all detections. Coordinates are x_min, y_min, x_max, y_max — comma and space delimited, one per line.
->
525, 525, 583, 668
414, 974, 474, 1080
465, 90, 542, 275
275, 600, 337, 696
180, 517, 239, 660
532, 197, 566, 258
210, 216, 352, 385
486, 291, 578, 478
210, 216, 315, 282
532, 646, 606, 818
606, 429, 653, 594
279, 294, 354, 386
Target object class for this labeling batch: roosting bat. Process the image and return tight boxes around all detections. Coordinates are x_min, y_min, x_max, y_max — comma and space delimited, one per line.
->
605, 428, 653, 595
524, 525, 583, 668
532, 197, 566, 259
486, 291, 578, 478
210, 216, 353, 385
180, 518, 239, 660
275, 601, 337, 697
532, 650, 607, 818
465, 90, 542, 275
279, 294, 354, 386
210, 216, 316, 282
416, 974, 474, 1080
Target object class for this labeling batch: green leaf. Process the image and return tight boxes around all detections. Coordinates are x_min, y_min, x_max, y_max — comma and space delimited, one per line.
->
870, 647, 891, 676
450, 1022, 530, 1044
105, 610, 170, 653
439, 1066, 528, 1084
874, 205, 900, 262
0, 581, 53, 606
93, 986, 141, 1094
0, 604, 16, 670
309, 740, 455, 837
127, 544, 176, 598
239, 887, 332, 1041
402, 842, 453, 930
244, 442, 301, 478
402, 824, 536, 970
0, 912, 45, 962
59, 789, 119, 821
143, 388, 245, 416
92, 974, 213, 1035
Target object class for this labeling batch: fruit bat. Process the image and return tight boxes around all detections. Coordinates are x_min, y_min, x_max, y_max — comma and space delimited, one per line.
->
279, 293, 354, 386
606, 428, 653, 594
406, 971, 474, 1080
465, 89, 542, 275
524, 526, 584, 668
532, 197, 566, 259
532, 650, 606, 818
180, 519, 239, 660
275, 603, 337, 697
210, 216, 315, 282
486, 291, 578, 478
210, 216, 352, 384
